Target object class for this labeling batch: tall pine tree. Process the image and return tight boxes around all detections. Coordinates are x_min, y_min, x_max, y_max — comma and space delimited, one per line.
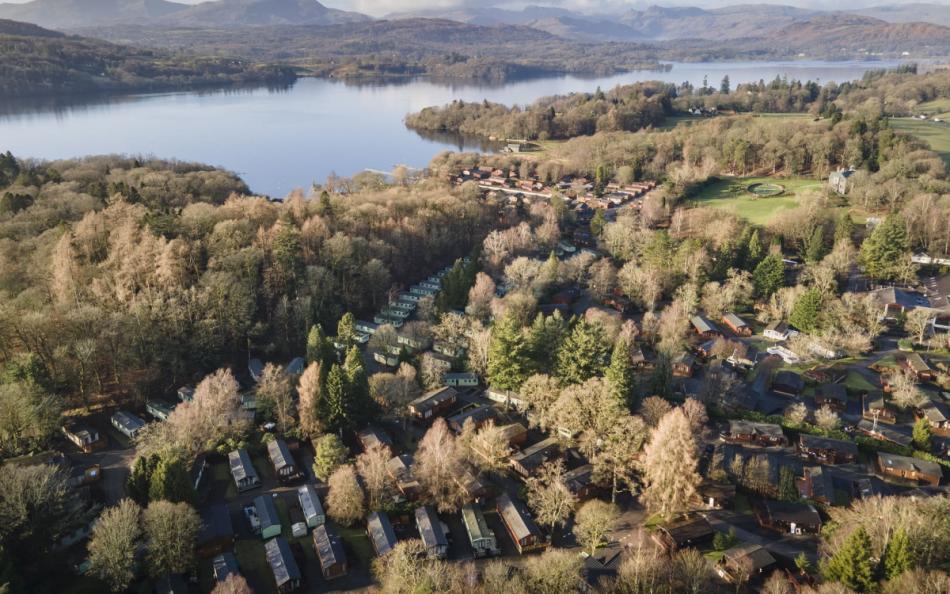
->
344, 346, 375, 426
883, 527, 914, 579
822, 526, 876, 592
605, 336, 636, 410
556, 319, 610, 385
527, 312, 567, 374
753, 254, 785, 297
324, 363, 350, 433
860, 215, 910, 280
487, 313, 531, 391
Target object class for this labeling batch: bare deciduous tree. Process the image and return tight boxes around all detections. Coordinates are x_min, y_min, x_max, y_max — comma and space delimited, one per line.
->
466, 272, 496, 321
574, 499, 620, 554
415, 418, 465, 512
641, 408, 701, 519
888, 371, 926, 409
639, 396, 673, 427
143, 500, 200, 578
212, 574, 253, 594
326, 464, 365, 526
815, 405, 841, 430
356, 444, 393, 511
88, 499, 142, 592
525, 460, 576, 531
297, 361, 323, 437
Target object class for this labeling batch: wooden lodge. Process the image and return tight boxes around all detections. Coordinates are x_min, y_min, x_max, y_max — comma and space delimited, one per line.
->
758, 501, 822, 534
563, 464, 596, 500
690, 315, 722, 338
228, 449, 260, 492
717, 544, 776, 583
900, 353, 935, 382
877, 452, 942, 487
357, 426, 394, 454
722, 313, 752, 337
919, 401, 950, 437
726, 420, 787, 447
510, 437, 561, 478
387, 454, 422, 500
496, 493, 546, 554
771, 371, 804, 397
408, 387, 458, 421
797, 434, 858, 465
267, 438, 302, 483
447, 405, 497, 434
815, 384, 848, 412
197, 504, 235, 558
797, 466, 836, 505
313, 524, 348, 580
367, 511, 398, 557
265, 537, 301, 593
862, 391, 897, 424
654, 516, 714, 552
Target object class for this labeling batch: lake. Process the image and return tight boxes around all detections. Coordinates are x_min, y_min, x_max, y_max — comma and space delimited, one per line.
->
0, 60, 901, 197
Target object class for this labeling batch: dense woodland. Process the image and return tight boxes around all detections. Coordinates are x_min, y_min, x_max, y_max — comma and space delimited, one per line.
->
0, 21, 296, 97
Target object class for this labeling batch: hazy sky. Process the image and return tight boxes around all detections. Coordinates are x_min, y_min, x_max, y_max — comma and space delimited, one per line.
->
0, 0, 945, 15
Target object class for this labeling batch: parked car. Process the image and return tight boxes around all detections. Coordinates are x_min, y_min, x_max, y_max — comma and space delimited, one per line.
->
243, 504, 261, 535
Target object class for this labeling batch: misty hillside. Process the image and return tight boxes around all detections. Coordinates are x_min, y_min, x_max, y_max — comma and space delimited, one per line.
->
0, 0, 188, 29
0, 17, 65, 36
855, 3, 950, 27
0, 0, 369, 29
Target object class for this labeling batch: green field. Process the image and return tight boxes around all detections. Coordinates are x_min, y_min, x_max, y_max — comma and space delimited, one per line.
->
913, 98, 950, 119
690, 176, 823, 225
891, 117, 950, 166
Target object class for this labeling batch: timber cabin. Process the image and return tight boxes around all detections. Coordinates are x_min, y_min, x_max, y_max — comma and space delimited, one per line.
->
228, 449, 260, 492
265, 537, 301, 593
496, 493, 546, 554
267, 438, 302, 483
797, 434, 858, 464
367, 511, 398, 557
408, 387, 458, 421
313, 524, 348, 580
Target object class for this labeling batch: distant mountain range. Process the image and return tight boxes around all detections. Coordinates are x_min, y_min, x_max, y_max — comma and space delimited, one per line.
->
388, 3, 950, 42
0, 0, 368, 29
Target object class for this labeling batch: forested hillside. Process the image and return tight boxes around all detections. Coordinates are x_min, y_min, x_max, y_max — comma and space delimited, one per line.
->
0, 153, 494, 449
406, 82, 674, 141
0, 21, 296, 97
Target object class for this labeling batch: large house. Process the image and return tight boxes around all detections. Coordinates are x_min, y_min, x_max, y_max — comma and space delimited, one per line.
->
877, 452, 942, 486
828, 168, 854, 195
265, 537, 301, 593
496, 493, 546, 554
228, 449, 260, 492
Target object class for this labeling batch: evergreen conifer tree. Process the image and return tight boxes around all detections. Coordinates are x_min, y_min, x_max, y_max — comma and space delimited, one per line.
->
822, 526, 876, 592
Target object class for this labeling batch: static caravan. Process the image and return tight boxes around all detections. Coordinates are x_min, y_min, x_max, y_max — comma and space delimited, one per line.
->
496, 493, 546, 554
255, 495, 282, 540
145, 399, 176, 421
415, 506, 449, 559
444, 372, 479, 387
297, 484, 325, 528
111, 411, 146, 439
461, 504, 499, 558
62, 421, 104, 453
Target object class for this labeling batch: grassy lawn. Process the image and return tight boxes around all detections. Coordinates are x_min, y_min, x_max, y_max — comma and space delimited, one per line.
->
235, 539, 275, 594
843, 371, 878, 394
689, 176, 822, 225
914, 98, 950, 119
338, 524, 375, 567
891, 118, 950, 166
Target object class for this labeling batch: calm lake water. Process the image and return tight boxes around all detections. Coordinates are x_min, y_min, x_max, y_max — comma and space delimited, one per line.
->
0, 60, 900, 197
